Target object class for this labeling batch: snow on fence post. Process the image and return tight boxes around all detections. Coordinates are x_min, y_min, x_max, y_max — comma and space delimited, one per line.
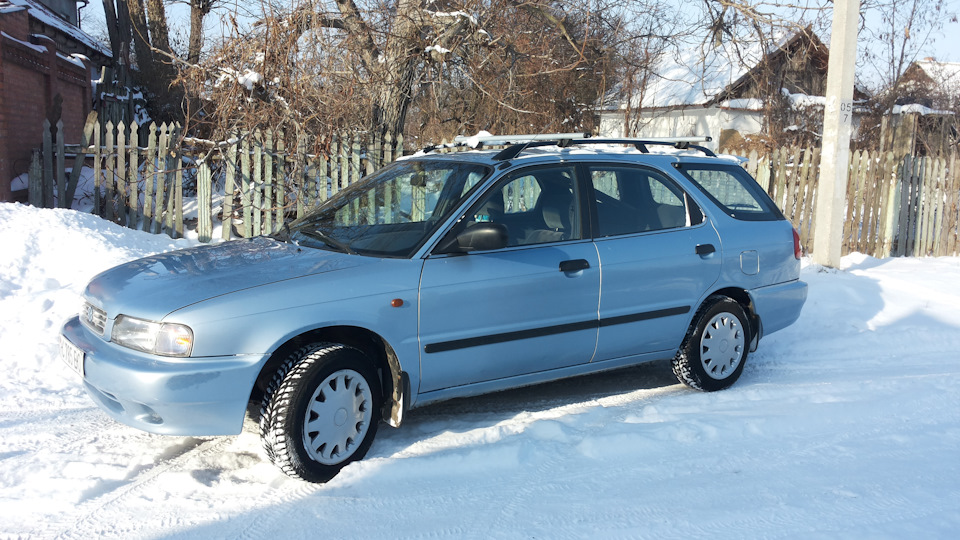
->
197, 156, 213, 243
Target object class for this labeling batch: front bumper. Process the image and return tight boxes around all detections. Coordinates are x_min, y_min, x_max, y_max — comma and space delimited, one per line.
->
60, 316, 267, 436
748, 279, 808, 339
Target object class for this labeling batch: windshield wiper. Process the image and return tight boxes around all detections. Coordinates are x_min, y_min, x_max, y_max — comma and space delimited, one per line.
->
297, 230, 358, 255
272, 222, 294, 244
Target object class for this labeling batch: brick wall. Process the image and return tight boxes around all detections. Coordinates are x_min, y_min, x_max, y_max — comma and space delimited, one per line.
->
0, 8, 91, 202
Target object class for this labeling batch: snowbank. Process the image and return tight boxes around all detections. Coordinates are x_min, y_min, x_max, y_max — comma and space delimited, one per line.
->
1, 205, 959, 538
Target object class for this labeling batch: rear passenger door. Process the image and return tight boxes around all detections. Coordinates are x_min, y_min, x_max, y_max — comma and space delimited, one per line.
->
586, 164, 722, 362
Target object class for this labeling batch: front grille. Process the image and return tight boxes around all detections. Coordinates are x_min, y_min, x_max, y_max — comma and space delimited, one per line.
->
81, 302, 107, 335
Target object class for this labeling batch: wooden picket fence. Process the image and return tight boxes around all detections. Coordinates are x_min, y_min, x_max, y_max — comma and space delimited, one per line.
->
29, 122, 960, 257
29, 118, 403, 242
723, 146, 960, 258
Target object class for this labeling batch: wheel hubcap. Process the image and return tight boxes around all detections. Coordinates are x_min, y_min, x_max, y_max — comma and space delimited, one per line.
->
700, 312, 745, 380
303, 369, 374, 465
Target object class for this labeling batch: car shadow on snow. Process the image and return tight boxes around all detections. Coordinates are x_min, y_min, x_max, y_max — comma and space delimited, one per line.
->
408, 359, 680, 419
366, 359, 684, 456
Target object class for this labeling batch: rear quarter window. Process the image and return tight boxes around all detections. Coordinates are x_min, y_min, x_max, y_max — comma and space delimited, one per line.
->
675, 163, 784, 222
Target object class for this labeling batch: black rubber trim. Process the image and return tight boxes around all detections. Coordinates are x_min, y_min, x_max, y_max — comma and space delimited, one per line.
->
424, 306, 690, 353
598, 306, 691, 328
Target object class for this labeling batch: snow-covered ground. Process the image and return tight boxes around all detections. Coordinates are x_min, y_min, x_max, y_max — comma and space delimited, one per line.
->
1, 202, 959, 539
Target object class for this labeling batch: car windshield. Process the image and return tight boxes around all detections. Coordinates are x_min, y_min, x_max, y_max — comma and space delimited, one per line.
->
283, 159, 491, 257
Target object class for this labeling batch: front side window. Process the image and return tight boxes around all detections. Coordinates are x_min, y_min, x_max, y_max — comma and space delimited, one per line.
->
588, 165, 700, 237
286, 159, 490, 257
675, 164, 783, 221
453, 166, 581, 248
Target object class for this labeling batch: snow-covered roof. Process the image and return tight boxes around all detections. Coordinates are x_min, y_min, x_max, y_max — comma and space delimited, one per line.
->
2, 0, 110, 57
616, 28, 827, 111
0, 1, 27, 14
912, 60, 960, 96
628, 39, 759, 109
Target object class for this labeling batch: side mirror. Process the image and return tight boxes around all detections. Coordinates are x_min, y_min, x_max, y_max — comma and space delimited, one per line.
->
436, 223, 508, 254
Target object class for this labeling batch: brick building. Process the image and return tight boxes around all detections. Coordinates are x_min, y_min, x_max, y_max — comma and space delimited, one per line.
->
0, 0, 109, 202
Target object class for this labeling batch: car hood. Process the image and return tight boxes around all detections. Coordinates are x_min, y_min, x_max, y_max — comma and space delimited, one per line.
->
84, 237, 374, 321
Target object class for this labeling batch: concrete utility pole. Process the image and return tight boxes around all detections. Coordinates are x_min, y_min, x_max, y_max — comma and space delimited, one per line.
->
813, 0, 861, 267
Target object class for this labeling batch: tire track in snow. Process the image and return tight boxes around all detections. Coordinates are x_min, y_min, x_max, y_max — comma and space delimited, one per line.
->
47, 437, 230, 539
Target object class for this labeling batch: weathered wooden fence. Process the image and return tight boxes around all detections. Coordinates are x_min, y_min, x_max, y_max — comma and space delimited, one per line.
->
722, 146, 959, 258
29, 123, 960, 257
29, 119, 403, 242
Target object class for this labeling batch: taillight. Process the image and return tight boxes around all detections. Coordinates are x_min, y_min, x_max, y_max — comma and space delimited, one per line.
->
793, 228, 802, 259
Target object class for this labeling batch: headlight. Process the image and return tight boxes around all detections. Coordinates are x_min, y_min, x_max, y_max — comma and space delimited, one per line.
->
112, 315, 194, 357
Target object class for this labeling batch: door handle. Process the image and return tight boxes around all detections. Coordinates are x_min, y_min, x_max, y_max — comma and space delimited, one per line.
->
696, 244, 716, 256
559, 259, 590, 273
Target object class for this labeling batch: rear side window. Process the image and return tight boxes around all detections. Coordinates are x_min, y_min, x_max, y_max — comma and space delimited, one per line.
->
588, 165, 702, 237
675, 164, 783, 221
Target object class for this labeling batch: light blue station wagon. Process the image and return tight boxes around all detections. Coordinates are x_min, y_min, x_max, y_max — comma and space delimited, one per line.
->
60, 134, 807, 482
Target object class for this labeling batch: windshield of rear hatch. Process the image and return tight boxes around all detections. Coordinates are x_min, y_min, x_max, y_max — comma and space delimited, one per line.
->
284, 159, 491, 257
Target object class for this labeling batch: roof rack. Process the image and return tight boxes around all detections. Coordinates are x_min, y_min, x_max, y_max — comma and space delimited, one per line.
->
422, 134, 715, 160
453, 133, 592, 146
422, 133, 591, 154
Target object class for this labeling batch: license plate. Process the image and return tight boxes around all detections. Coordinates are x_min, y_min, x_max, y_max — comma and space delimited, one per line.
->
60, 336, 85, 378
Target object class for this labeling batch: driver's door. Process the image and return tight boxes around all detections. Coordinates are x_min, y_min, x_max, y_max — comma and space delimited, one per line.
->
417, 165, 600, 393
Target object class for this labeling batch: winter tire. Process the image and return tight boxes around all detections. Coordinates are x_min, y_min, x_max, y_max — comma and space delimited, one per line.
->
260, 343, 381, 482
672, 296, 749, 392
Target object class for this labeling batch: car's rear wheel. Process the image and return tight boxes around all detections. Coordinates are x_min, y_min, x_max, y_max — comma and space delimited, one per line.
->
260, 343, 381, 482
672, 296, 749, 392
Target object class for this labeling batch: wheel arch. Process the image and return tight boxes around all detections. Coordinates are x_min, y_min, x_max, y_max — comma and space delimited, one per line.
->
703, 287, 761, 351
249, 325, 407, 427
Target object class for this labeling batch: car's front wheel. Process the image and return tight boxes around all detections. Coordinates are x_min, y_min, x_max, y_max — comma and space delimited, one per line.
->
672, 296, 749, 392
260, 343, 381, 482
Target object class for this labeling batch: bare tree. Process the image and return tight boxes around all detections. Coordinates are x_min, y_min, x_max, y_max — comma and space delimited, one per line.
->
179, 0, 630, 144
